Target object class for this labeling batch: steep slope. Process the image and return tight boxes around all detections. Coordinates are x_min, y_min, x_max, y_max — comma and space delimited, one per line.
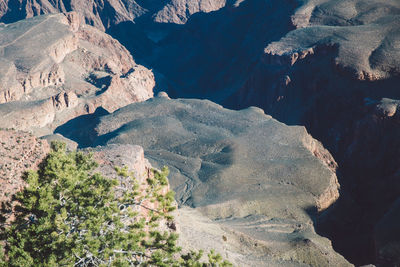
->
0, 13, 154, 134
55, 95, 351, 266
152, 0, 226, 24
0, 0, 227, 30
0, 128, 300, 266
0, 0, 145, 30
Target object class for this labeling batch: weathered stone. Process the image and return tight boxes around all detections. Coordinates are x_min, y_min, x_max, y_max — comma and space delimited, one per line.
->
0, 13, 154, 134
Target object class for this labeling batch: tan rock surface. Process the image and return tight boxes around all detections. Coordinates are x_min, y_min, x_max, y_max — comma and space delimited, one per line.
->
153, 0, 227, 24
0, 0, 145, 31
0, 0, 228, 30
0, 13, 154, 134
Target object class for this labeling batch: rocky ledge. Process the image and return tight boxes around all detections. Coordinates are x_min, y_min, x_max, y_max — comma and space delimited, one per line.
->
265, 0, 400, 81
55, 94, 351, 266
0, 0, 228, 30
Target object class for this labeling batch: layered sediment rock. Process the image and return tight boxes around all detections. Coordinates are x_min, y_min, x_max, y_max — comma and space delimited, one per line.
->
0, 0, 145, 30
1, 0, 399, 265
153, 0, 227, 24
0, 0, 228, 30
0, 13, 154, 134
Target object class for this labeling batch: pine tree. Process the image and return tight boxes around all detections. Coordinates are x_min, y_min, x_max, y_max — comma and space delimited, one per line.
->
0, 142, 231, 267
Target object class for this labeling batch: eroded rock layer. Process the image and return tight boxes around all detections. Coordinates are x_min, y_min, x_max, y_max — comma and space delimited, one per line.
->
0, 0, 227, 30
0, 13, 154, 134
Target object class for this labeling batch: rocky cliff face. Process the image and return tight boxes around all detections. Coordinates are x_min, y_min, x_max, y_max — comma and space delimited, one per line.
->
153, 0, 226, 24
0, 0, 145, 30
0, 12, 154, 134
54, 95, 351, 266
374, 197, 400, 266
0, 0, 228, 30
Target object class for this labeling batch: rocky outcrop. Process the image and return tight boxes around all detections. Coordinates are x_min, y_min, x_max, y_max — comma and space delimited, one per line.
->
40, 133, 78, 151
153, 0, 226, 24
265, 6, 400, 81
1, 0, 399, 265
89, 144, 152, 187
55, 95, 351, 266
0, 0, 228, 31
0, 13, 154, 134
0, 0, 145, 30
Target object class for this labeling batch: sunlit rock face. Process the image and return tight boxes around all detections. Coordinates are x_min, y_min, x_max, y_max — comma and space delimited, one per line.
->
0, 0, 228, 30
0, 13, 154, 134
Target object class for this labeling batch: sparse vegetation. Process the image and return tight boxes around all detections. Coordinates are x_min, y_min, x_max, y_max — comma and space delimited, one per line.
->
0, 142, 231, 266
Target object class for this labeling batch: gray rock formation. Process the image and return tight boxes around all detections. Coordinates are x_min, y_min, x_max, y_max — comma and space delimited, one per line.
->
1, 0, 400, 265
89, 144, 152, 188
0, 13, 154, 134
265, 0, 400, 81
58, 96, 351, 266
40, 133, 78, 151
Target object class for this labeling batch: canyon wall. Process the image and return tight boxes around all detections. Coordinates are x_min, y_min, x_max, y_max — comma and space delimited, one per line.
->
0, 12, 154, 134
